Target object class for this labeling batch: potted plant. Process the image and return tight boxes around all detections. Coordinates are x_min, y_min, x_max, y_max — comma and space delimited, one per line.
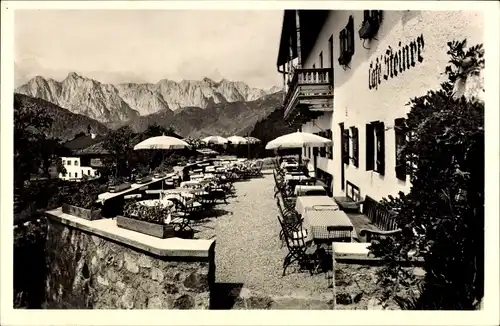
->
134, 165, 153, 184
116, 201, 175, 239
62, 182, 102, 220
107, 176, 131, 193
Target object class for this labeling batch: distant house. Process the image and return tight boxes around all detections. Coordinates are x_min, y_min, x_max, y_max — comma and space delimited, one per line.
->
59, 126, 109, 181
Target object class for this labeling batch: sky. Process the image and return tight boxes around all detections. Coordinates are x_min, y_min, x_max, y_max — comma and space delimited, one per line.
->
14, 10, 284, 89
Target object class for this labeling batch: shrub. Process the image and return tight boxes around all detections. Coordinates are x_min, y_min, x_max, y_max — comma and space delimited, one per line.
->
123, 201, 167, 224
64, 182, 101, 209
369, 40, 484, 310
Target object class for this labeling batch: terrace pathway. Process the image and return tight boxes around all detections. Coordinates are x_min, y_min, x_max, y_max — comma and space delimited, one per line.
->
211, 170, 334, 309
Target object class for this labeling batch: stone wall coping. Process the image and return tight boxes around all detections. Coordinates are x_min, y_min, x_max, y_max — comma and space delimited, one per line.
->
45, 207, 215, 259
332, 242, 424, 265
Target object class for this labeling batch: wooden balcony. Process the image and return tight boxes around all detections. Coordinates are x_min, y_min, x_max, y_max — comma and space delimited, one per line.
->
283, 68, 333, 122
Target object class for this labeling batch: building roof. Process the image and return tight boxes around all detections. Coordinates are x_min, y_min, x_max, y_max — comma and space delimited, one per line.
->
74, 141, 109, 156
64, 134, 105, 151
276, 10, 330, 68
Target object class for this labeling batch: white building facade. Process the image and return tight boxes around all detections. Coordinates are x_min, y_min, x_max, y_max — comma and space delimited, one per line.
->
59, 156, 100, 181
277, 10, 484, 202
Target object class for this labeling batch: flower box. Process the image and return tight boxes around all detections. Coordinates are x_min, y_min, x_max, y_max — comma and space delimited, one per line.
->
108, 182, 131, 193
135, 175, 153, 184
116, 215, 175, 239
62, 203, 102, 220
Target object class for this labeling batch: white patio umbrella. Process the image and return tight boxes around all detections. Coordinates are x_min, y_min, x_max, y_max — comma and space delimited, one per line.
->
134, 135, 191, 150
265, 131, 332, 150
202, 136, 229, 145
227, 135, 249, 145
245, 136, 261, 144
134, 135, 191, 190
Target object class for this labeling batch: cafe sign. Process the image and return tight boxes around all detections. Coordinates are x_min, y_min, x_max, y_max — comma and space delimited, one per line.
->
368, 34, 425, 90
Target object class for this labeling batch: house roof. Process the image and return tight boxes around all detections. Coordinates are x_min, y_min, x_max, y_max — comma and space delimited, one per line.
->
276, 10, 330, 68
74, 141, 109, 156
64, 134, 105, 151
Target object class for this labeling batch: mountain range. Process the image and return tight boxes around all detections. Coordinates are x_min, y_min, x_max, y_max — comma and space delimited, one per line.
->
15, 72, 287, 141
16, 72, 282, 124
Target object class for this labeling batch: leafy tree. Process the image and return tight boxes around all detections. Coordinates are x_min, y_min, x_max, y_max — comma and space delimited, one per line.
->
14, 96, 54, 187
102, 126, 136, 179
370, 40, 484, 310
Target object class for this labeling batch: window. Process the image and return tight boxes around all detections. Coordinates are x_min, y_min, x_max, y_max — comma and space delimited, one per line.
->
366, 121, 385, 174
308, 147, 311, 157
74, 160, 78, 166
319, 131, 326, 157
319, 52, 323, 68
67, 161, 71, 166
394, 118, 407, 181
95, 170, 99, 176
75, 172, 78, 178
342, 128, 350, 165
350, 127, 359, 167
338, 16, 355, 65
87, 170, 91, 176
69, 172, 72, 177
363, 10, 383, 25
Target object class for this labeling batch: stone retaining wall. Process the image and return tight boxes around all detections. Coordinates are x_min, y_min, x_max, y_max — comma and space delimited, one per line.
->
44, 218, 215, 309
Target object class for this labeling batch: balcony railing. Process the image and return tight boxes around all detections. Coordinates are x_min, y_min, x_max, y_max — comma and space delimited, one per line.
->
283, 67, 333, 119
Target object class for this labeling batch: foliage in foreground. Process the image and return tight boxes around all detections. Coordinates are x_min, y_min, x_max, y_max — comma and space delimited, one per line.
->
370, 40, 484, 310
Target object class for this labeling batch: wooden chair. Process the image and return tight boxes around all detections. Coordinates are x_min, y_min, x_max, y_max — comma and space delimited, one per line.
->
278, 217, 318, 276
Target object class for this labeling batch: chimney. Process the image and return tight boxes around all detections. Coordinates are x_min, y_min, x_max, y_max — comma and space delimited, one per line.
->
88, 124, 96, 139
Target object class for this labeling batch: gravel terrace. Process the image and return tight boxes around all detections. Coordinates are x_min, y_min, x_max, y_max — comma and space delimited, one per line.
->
213, 170, 334, 308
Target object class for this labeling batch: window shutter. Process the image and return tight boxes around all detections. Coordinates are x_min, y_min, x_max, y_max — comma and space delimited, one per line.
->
394, 118, 407, 180
347, 16, 355, 55
342, 129, 350, 164
366, 123, 374, 171
376, 122, 385, 175
352, 127, 359, 167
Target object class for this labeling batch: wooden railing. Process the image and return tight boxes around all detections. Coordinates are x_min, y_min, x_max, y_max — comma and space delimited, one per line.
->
283, 67, 333, 116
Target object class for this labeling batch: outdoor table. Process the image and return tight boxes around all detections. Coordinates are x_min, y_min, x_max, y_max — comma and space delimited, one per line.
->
302, 208, 355, 242
136, 199, 174, 208
295, 195, 339, 216
294, 185, 327, 196
284, 174, 309, 182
